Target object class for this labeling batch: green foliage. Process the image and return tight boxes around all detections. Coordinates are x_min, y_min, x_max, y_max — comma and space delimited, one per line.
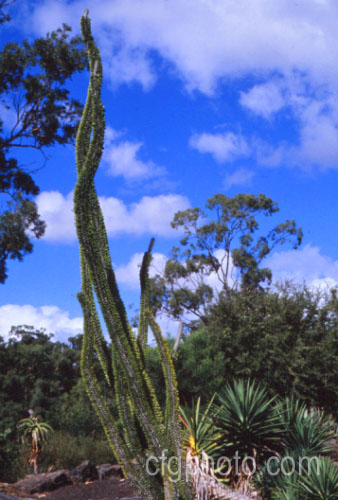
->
38, 431, 115, 471
216, 379, 282, 462
278, 398, 336, 458
180, 395, 221, 459
253, 396, 337, 500
0, 194, 45, 282
0, 0, 13, 24
17, 414, 53, 474
17, 415, 53, 446
57, 379, 104, 438
0, 20, 87, 282
74, 12, 190, 500
175, 328, 226, 403
0, 326, 80, 435
297, 457, 338, 500
0, 426, 21, 482
259, 455, 338, 500
0, 327, 111, 481
151, 193, 302, 324
174, 284, 338, 417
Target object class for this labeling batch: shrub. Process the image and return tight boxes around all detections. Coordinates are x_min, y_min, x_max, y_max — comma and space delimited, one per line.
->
38, 431, 115, 471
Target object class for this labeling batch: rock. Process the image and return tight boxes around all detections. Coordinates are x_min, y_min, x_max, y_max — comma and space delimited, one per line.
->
328, 438, 338, 461
96, 463, 123, 480
121, 497, 146, 500
13, 470, 71, 494
70, 460, 98, 483
0, 494, 34, 500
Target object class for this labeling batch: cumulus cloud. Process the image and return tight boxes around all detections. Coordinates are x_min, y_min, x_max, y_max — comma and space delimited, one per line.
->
116, 252, 167, 289
240, 77, 338, 170
36, 191, 190, 242
28, 0, 338, 93
37, 191, 75, 243
190, 132, 250, 162
26, 0, 338, 170
266, 244, 338, 289
240, 80, 286, 118
104, 46, 155, 90
291, 102, 338, 169
103, 127, 165, 180
0, 304, 83, 341
253, 100, 338, 171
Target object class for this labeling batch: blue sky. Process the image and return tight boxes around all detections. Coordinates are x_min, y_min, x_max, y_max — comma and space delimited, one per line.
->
2, 0, 338, 341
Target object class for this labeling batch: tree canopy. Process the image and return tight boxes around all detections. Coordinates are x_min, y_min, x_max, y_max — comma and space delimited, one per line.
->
0, 0, 13, 25
0, 20, 87, 282
151, 193, 303, 325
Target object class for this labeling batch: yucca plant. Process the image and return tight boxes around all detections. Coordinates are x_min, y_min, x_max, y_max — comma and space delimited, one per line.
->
297, 456, 338, 500
216, 379, 283, 459
273, 483, 302, 500
215, 379, 283, 491
278, 397, 335, 458
254, 398, 337, 500
17, 415, 53, 474
256, 450, 338, 500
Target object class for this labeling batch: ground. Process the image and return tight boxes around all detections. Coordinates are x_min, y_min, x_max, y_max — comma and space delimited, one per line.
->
0, 478, 141, 500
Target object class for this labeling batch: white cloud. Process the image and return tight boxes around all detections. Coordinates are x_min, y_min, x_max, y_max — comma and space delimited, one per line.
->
253, 96, 338, 170
104, 46, 155, 90
116, 251, 167, 289
240, 80, 286, 118
266, 244, 338, 289
292, 103, 338, 170
224, 168, 255, 188
101, 194, 190, 236
27, 1, 338, 170
204, 249, 238, 291
0, 304, 83, 341
29, 0, 338, 93
239, 76, 338, 170
37, 191, 75, 243
103, 128, 164, 180
190, 132, 250, 162
37, 191, 190, 242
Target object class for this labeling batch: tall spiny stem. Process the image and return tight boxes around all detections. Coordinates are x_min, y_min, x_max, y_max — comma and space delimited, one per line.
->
73, 11, 191, 500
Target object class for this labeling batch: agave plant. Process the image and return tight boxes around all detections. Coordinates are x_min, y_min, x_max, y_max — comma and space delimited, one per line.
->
297, 456, 338, 500
180, 394, 222, 461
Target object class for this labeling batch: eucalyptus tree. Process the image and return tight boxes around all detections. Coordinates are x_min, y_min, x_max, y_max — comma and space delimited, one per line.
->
151, 193, 303, 325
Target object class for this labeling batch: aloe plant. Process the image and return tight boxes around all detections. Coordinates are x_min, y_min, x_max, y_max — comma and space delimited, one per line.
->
17, 415, 53, 474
